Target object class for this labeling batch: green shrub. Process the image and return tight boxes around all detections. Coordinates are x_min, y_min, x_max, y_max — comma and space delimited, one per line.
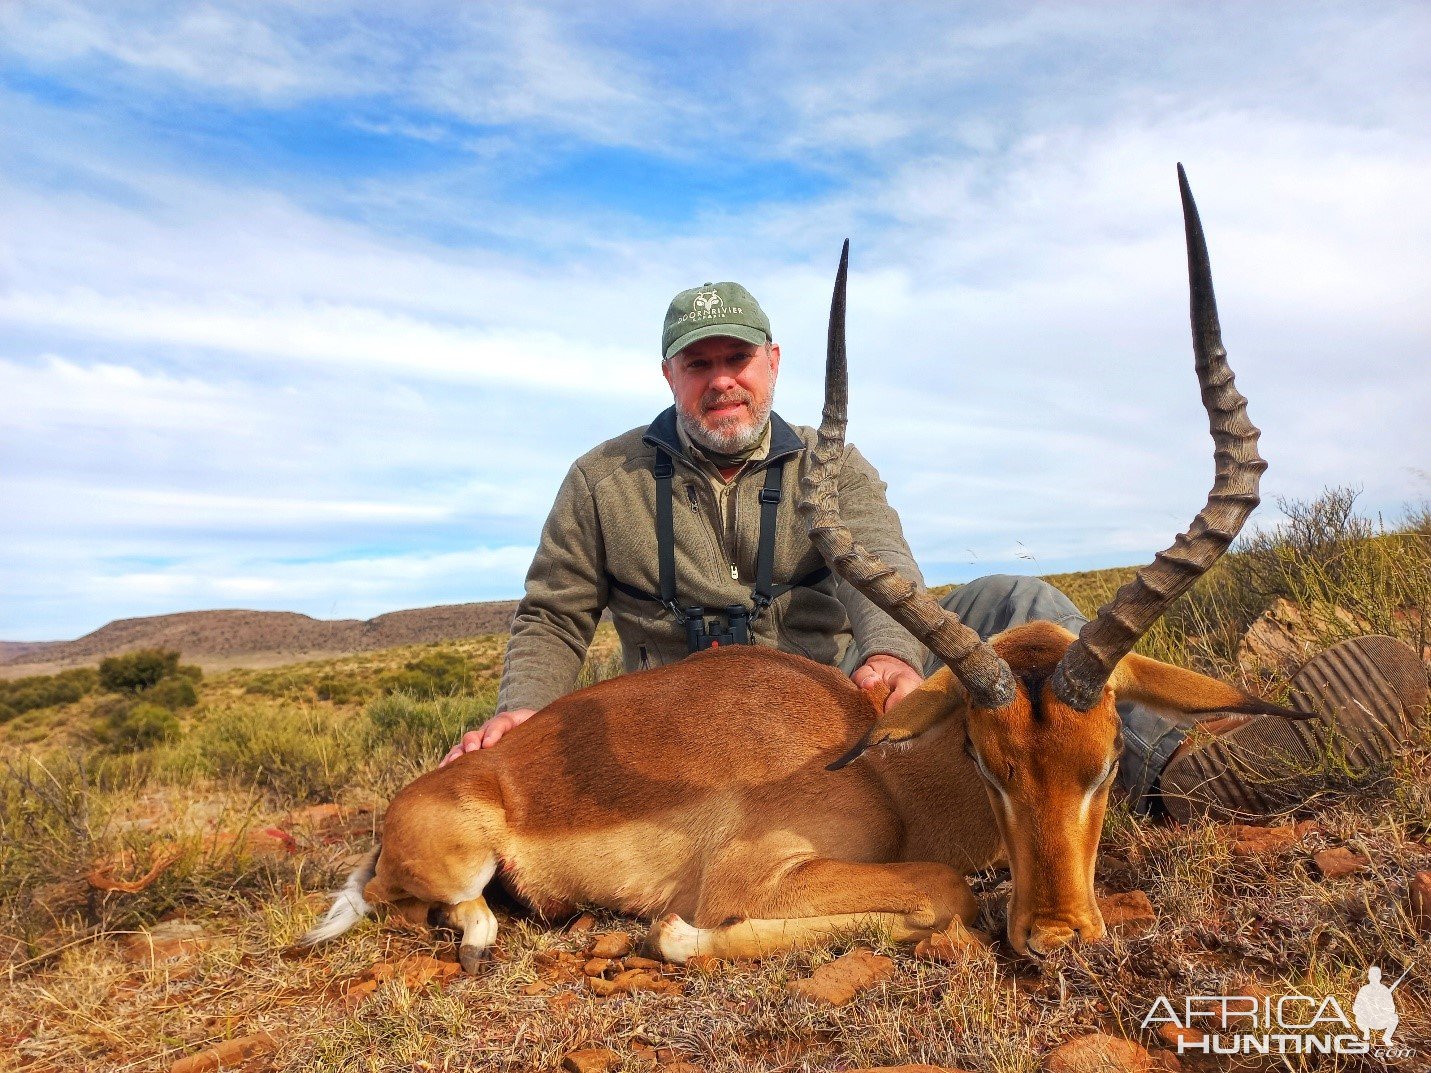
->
98, 649, 181, 693
104, 701, 180, 750
1045, 489, 1431, 679
147, 677, 199, 710
366, 690, 497, 763
0, 666, 101, 718
184, 703, 363, 803
380, 649, 475, 698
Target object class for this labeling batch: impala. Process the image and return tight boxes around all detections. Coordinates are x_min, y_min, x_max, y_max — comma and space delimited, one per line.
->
302, 166, 1303, 969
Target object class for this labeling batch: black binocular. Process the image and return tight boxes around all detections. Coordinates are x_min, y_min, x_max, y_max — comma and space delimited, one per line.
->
683, 604, 752, 652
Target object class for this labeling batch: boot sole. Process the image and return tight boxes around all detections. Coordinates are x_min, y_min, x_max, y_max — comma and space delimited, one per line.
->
1159, 635, 1427, 823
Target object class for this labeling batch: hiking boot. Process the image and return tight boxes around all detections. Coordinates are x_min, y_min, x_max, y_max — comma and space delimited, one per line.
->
1158, 635, 1428, 823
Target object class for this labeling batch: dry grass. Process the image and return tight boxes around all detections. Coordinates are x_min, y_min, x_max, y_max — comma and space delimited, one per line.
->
3, 495, 1428, 1071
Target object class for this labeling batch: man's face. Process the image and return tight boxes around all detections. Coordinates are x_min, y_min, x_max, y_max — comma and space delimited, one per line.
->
662, 336, 781, 453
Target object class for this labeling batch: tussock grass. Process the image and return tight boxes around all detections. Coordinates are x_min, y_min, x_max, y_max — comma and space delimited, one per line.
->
1, 493, 1427, 1070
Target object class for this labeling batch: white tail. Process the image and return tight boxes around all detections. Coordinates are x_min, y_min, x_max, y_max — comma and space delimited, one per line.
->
300, 847, 378, 945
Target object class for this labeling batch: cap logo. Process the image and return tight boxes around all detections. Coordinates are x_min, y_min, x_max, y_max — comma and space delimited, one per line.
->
692, 290, 723, 313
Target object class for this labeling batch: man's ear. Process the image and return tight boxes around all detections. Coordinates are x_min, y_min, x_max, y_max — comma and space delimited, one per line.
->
766, 340, 781, 379
1111, 652, 1306, 719
828, 667, 969, 769
661, 357, 674, 392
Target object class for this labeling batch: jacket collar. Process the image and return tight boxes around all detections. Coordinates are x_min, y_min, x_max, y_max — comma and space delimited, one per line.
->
643, 406, 805, 468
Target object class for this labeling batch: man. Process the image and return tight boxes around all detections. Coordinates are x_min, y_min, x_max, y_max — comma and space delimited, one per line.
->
445, 280, 1426, 824
445, 280, 928, 757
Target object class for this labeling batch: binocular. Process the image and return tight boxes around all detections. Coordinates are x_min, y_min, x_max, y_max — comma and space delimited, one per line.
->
683, 604, 752, 652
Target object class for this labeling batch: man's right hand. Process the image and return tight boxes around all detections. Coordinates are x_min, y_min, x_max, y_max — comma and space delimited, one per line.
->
439, 708, 537, 767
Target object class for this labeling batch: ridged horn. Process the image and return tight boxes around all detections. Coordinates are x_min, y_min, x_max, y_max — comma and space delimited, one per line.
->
1050, 164, 1267, 711
797, 240, 1017, 710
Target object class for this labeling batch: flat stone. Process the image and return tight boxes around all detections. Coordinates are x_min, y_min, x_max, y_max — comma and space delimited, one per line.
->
1409, 871, 1431, 933
914, 920, 990, 962
587, 967, 681, 997
1043, 1032, 1160, 1072
583, 957, 613, 977
170, 1031, 278, 1073
121, 921, 209, 966
567, 912, 598, 933
1225, 824, 1298, 856
1313, 847, 1370, 879
590, 932, 633, 959
788, 948, 894, 1006
1098, 890, 1156, 936
562, 1047, 622, 1073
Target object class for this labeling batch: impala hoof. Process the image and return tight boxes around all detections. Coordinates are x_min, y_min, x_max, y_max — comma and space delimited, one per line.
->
459, 945, 491, 975
647, 913, 701, 964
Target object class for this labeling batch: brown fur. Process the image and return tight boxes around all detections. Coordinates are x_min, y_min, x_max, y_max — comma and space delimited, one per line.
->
306, 623, 1289, 964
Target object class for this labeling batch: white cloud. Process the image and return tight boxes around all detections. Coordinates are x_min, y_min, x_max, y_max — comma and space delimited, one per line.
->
2, 1, 1428, 639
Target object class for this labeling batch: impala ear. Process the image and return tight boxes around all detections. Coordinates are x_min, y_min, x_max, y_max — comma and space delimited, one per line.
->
828, 667, 970, 770
1110, 652, 1307, 720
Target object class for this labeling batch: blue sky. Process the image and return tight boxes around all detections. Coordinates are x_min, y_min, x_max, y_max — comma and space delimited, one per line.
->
2, 1, 1428, 640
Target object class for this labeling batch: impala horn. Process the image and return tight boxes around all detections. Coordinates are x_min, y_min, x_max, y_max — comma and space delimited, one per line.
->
1049, 164, 1267, 711
798, 240, 1017, 712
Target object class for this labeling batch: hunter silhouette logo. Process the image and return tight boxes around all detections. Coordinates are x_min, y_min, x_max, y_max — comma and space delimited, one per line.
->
692, 290, 723, 313
1353, 966, 1406, 1046
1143, 965, 1416, 1059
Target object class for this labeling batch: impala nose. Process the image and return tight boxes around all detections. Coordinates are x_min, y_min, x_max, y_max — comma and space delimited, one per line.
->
1022, 910, 1105, 958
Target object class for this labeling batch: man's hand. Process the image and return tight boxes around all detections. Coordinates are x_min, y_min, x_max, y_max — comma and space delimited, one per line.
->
850, 654, 923, 712
439, 708, 537, 767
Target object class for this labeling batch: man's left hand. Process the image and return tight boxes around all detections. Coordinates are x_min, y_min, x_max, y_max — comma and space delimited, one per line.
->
851, 654, 923, 711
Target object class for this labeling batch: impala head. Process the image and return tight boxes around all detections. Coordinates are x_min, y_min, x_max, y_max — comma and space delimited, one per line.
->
803, 166, 1303, 958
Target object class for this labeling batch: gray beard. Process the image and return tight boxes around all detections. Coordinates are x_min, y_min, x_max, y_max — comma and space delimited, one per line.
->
676, 394, 774, 455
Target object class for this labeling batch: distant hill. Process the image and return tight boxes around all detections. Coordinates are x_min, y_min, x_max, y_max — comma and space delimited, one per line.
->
0, 602, 519, 676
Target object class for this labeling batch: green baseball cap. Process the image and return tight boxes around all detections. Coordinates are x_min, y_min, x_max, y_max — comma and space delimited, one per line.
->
661, 281, 771, 360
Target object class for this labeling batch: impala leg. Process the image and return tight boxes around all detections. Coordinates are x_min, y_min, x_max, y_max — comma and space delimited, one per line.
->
651, 858, 975, 962
446, 895, 499, 974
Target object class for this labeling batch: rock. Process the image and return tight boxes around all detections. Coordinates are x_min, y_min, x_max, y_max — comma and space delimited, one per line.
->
562, 1047, 621, 1073
1237, 599, 1368, 675
1313, 847, 1370, 879
1043, 1032, 1160, 1072
1225, 824, 1299, 856
1098, 890, 1156, 936
590, 932, 633, 959
1156, 1021, 1205, 1053
845, 1067, 976, 1073
170, 1031, 278, 1073
623, 955, 664, 970
245, 827, 298, 860
787, 948, 894, 1006
914, 920, 990, 962
388, 953, 461, 988
206, 827, 298, 862
1409, 871, 1431, 933
284, 803, 361, 839
568, 912, 598, 933
587, 967, 681, 997
685, 954, 722, 972
121, 921, 209, 966
340, 953, 459, 1008
584, 957, 613, 977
